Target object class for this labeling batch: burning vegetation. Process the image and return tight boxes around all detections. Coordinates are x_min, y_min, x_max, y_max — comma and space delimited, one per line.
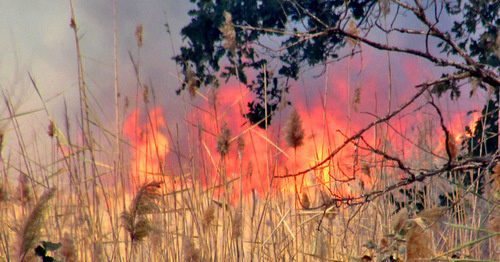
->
1, 0, 500, 261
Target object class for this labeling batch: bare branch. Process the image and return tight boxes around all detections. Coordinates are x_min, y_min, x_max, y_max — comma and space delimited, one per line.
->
275, 82, 431, 179
428, 95, 454, 167
311, 155, 497, 209
276, 72, 470, 179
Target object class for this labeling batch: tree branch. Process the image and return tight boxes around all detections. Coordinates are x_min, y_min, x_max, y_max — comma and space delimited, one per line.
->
306, 154, 497, 209
275, 73, 470, 179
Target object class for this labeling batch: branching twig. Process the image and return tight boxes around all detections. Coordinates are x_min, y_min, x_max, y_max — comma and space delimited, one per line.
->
309, 154, 497, 209
428, 95, 454, 167
275, 79, 434, 179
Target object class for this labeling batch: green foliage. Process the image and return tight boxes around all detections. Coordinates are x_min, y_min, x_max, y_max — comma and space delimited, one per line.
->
431, 73, 461, 100
34, 241, 61, 262
175, 0, 376, 127
177, 0, 499, 126
446, 0, 500, 66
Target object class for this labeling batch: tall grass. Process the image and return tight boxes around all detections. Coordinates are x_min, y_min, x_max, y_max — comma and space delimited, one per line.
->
0, 4, 499, 262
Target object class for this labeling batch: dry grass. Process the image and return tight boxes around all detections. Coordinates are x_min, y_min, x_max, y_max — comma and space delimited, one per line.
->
17, 188, 56, 261
121, 181, 162, 245
283, 108, 305, 149
220, 11, 236, 55
0, 4, 498, 262
406, 220, 435, 261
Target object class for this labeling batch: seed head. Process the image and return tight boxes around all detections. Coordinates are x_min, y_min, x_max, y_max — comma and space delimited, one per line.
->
301, 193, 310, 209
135, 24, 143, 48
202, 205, 215, 232
220, 12, 236, 55
283, 108, 304, 149
237, 135, 245, 158
232, 209, 243, 239
216, 121, 231, 157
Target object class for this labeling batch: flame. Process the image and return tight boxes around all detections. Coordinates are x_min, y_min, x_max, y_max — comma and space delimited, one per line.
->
466, 112, 481, 137
123, 107, 170, 186
118, 50, 480, 207
182, 80, 379, 207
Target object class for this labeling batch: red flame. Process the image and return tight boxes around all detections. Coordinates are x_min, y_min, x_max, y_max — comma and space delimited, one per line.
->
120, 50, 481, 207
466, 112, 481, 137
123, 107, 170, 186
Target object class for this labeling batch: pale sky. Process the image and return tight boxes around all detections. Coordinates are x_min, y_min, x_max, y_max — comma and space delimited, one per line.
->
0, 0, 193, 148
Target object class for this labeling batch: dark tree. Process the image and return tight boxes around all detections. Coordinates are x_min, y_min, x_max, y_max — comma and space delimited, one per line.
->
175, 0, 377, 127
176, 1, 499, 128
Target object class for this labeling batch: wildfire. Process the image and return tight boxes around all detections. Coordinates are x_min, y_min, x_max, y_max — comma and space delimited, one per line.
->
466, 112, 481, 137
123, 107, 170, 186
119, 54, 480, 208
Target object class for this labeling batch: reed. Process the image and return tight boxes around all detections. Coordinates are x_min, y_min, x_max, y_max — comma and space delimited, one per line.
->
0, 3, 497, 261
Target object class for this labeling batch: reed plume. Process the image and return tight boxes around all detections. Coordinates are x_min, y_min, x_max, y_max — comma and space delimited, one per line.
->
283, 108, 304, 148
216, 121, 231, 157
417, 207, 446, 229
346, 17, 359, 47
121, 181, 162, 245
406, 220, 435, 262
202, 204, 215, 232
47, 120, 55, 137
17, 174, 31, 204
446, 133, 457, 160
60, 232, 76, 262
232, 209, 243, 239
237, 135, 245, 158
391, 208, 409, 234
301, 192, 310, 209
219, 11, 236, 55
185, 66, 197, 99
182, 236, 200, 262
18, 188, 56, 261
135, 24, 143, 48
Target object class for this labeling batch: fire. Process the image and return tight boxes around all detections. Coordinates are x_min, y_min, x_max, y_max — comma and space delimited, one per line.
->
466, 112, 481, 137
119, 51, 480, 208
123, 107, 170, 186
184, 82, 376, 207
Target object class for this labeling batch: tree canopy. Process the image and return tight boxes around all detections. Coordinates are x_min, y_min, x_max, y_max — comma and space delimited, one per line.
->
176, 0, 499, 127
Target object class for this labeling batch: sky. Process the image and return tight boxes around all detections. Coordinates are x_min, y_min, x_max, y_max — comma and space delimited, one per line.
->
0, 0, 193, 149
0, 1, 489, 192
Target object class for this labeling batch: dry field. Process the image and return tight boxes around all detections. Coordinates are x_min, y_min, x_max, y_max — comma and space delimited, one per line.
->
1, 3, 499, 262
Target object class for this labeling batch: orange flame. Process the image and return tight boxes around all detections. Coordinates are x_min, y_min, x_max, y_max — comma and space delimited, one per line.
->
466, 112, 481, 137
181, 82, 375, 207
123, 107, 170, 186
118, 52, 479, 207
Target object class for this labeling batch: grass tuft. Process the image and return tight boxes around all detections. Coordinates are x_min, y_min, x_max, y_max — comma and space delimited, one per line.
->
17, 188, 56, 261
202, 204, 215, 232
283, 108, 305, 149
182, 236, 200, 262
216, 121, 231, 157
60, 232, 76, 262
121, 181, 162, 245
